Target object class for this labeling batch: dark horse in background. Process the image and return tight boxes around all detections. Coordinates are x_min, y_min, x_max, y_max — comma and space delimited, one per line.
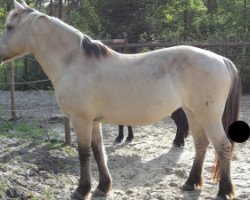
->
116, 108, 189, 147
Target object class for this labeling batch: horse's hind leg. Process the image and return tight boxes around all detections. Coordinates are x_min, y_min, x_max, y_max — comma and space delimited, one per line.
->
172, 108, 189, 147
126, 126, 134, 142
182, 108, 209, 191
115, 125, 124, 143
203, 121, 234, 199
92, 122, 112, 197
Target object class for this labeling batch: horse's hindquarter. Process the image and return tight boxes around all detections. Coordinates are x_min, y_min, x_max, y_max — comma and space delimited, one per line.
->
175, 46, 232, 119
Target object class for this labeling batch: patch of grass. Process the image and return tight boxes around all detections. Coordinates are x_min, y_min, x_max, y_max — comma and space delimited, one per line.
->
63, 145, 77, 157
0, 123, 45, 140
43, 189, 54, 200
44, 140, 65, 149
27, 192, 40, 200
0, 181, 7, 199
44, 140, 77, 157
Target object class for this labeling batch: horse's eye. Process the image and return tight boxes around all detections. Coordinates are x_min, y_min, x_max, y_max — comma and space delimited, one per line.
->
6, 25, 13, 31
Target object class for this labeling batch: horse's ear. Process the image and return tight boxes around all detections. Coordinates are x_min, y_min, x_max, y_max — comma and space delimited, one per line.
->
31, 15, 51, 36
14, 0, 25, 11
20, 0, 29, 9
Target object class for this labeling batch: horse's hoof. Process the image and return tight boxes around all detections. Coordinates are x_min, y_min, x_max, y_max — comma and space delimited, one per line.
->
71, 191, 83, 200
181, 184, 195, 191
71, 191, 90, 200
215, 196, 228, 200
125, 137, 133, 143
92, 188, 108, 197
173, 141, 184, 148
115, 138, 122, 143
216, 194, 234, 200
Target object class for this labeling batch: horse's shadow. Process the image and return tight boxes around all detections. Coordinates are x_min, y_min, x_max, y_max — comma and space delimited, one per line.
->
106, 144, 189, 189
105, 143, 204, 200
1, 138, 201, 199
0, 140, 79, 176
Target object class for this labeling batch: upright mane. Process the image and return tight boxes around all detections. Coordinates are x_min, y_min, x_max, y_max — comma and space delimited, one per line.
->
81, 35, 110, 59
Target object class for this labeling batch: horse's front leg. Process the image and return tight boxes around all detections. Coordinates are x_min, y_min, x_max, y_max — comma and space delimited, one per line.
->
71, 117, 93, 200
92, 122, 112, 196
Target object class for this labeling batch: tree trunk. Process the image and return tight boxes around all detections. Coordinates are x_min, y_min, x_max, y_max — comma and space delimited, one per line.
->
58, 0, 63, 19
183, 8, 188, 40
49, 0, 53, 16
205, 0, 218, 13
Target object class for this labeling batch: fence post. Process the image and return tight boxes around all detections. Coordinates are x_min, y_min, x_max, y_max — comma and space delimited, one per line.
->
64, 117, 71, 145
8, 61, 17, 120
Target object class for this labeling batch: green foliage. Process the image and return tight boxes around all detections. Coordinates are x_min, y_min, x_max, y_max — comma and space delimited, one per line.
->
0, 122, 45, 140
240, 65, 250, 93
69, 1, 103, 37
0, 181, 7, 199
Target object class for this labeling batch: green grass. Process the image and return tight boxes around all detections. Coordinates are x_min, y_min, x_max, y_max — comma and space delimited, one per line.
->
0, 122, 45, 140
43, 140, 77, 157
0, 181, 7, 199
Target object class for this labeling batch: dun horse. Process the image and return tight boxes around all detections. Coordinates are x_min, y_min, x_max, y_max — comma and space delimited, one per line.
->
117, 108, 189, 147
0, 1, 241, 199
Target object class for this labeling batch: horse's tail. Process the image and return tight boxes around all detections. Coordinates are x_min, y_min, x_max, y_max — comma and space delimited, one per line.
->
213, 57, 241, 181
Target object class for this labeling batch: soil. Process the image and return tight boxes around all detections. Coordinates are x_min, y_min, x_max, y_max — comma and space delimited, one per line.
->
0, 90, 249, 200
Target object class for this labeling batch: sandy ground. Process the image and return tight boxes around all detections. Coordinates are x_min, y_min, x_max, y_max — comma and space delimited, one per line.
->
0, 90, 249, 200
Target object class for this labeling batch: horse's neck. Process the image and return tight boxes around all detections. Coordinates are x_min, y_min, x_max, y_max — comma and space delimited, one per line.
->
32, 20, 82, 84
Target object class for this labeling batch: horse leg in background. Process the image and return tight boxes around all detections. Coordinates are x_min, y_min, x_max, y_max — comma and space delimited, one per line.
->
126, 126, 134, 142
92, 123, 112, 197
115, 125, 125, 143
181, 108, 209, 191
172, 108, 189, 147
203, 121, 235, 199
71, 118, 93, 200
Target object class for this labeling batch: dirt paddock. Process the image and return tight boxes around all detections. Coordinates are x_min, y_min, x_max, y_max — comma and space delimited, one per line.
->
0, 91, 249, 200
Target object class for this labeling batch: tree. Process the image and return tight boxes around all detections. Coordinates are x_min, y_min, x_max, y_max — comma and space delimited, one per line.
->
205, 0, 218, 13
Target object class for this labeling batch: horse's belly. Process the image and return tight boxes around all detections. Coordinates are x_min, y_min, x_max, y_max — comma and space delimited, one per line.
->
99, 96, 180, 126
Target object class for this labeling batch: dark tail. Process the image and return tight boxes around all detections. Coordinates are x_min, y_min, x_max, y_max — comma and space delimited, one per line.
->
213, 57, 241, 181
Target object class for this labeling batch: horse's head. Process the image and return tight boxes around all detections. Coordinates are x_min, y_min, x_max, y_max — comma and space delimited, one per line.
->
0, 1, 47, 63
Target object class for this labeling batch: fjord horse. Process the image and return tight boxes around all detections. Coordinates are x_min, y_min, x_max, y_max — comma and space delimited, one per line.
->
0, 2, 240, 199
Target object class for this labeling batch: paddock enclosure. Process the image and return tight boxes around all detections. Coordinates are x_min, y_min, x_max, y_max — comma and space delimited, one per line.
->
0, 1, 249, 199
0, 90, 249, 200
